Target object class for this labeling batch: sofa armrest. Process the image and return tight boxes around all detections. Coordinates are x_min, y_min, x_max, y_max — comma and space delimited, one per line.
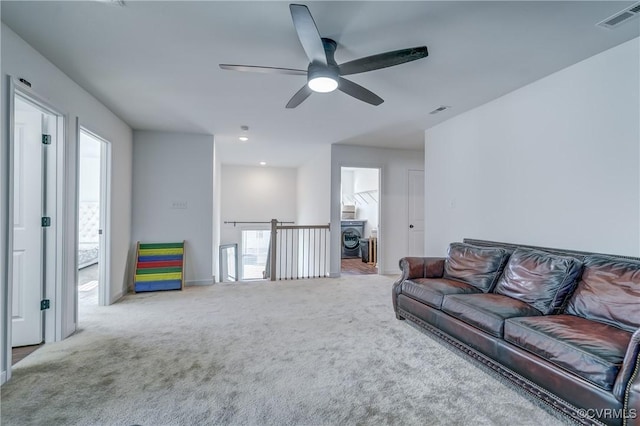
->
392, 257, 445, 318
614, 328, 640, 401
617, 328, 640, 424
399, 257, 446, 281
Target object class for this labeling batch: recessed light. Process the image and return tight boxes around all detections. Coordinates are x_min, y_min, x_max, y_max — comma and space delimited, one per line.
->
259, 161, 266, 166
239, 136, 249, 142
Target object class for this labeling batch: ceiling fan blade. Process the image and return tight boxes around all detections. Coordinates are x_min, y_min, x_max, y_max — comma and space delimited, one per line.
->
289, 4, 327, 65
339, 46, 428, 76
338, 78, 384, 106
219, 64, 307, 76
286, 84, 313, 109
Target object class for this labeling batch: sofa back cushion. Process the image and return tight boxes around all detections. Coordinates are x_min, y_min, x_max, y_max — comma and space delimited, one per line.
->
494, 248, 583, 314
443, 243, 511, 292
566, 255, 640, 333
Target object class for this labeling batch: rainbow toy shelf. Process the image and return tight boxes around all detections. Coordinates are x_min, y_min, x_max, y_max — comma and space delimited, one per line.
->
134, 241, 185, 293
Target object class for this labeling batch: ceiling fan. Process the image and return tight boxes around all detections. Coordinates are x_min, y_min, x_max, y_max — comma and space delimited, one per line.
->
219, 4, 429, 108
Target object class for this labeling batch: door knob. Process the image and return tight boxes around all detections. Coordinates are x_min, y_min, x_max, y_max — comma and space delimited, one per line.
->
409, 224, 414, 229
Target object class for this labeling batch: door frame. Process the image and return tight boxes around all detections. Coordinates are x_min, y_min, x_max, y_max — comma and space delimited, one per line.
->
4, 77, 68, 382
335, 163, 383, 276
77, 124, 112, 307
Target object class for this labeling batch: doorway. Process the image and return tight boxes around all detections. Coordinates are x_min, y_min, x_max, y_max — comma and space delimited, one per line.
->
240, 229, 270, 280
340, 167, 380, 275
11, 93, 60, 351
77, 128, 110, 310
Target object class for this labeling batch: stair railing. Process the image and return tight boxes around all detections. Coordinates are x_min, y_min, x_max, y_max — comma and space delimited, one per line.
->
269, 219, 330, 281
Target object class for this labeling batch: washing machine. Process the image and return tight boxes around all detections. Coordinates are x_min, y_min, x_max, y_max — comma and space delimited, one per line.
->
341, 220, 366, 258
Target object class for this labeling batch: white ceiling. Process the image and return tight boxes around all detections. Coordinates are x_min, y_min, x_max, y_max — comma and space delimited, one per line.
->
2, 1, 638, 167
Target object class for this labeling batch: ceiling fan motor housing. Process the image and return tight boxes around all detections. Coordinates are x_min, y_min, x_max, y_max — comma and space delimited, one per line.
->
307, 38, 340, 92
307, 62, 339, 92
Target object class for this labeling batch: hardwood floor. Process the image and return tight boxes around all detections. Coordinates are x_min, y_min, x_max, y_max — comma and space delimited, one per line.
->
341, 258, 378, 275
12, 343, 44, 365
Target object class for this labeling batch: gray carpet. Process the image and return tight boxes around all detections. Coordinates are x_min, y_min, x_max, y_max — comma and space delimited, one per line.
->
1, 275, 572, 425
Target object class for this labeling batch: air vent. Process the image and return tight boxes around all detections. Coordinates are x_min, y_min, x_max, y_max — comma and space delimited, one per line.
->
597, 2, 640, 29
95, 0, 125, 6
429, 106, 450, 115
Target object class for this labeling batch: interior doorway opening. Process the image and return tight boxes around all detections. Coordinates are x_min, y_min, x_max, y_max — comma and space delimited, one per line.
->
241, 229, 270, 280
77, 128, 110, 311
340, 167, 380, 275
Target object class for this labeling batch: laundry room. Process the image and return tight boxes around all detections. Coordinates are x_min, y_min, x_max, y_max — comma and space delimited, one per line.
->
340, 167, 379, 274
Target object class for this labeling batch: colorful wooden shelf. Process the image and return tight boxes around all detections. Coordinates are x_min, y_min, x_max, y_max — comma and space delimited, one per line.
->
134, 241, 185, 292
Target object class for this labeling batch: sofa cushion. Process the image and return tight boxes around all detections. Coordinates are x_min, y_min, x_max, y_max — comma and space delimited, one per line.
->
402, 278, 482, 309
441, 294, 542, 338
565, 255, 640, 333
494, 248, 583, 314
443, 243, 511, 292
504, 315, 631, 390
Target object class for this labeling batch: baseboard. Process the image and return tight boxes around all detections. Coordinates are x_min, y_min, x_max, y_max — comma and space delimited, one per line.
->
1, 369, 6, 385
381, 269, 400, 275
185, 279, 214, 286
110, 291, 124, 305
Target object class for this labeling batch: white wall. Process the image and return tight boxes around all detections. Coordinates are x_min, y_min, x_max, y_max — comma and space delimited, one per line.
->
296, 145, 331, 226
132, 131, 214, 285
1, 23, 133, 383
353, 168, 379, 238
78, 134, 101, 203
212, 140, 222, 282
425, 38, 640, 257
331, 145, 425, 275
341, 169, 355, 203
353, 168, 378, 194
220, 165, 297, 247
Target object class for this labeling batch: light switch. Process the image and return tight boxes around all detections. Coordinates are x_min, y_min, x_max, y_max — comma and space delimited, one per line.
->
171, 201, 188, 209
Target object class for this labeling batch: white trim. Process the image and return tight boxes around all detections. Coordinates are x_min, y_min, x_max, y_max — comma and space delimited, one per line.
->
3, 77, 17, 382
110, 291, 123, 305
78, 125, 112, 308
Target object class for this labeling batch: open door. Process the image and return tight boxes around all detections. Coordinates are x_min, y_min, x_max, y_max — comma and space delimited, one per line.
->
12, 97, 45, 347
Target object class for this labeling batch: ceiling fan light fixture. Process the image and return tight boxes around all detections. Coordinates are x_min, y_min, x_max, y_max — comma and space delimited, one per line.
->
308, 76, 338, 93
307, 64, 338, 93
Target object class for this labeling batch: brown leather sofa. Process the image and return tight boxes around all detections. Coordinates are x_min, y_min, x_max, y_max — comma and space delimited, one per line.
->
392, 239, 640, 426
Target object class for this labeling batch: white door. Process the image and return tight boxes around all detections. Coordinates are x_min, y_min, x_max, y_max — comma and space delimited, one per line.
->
12, 99, 44, 347
408, 169, 425, 257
